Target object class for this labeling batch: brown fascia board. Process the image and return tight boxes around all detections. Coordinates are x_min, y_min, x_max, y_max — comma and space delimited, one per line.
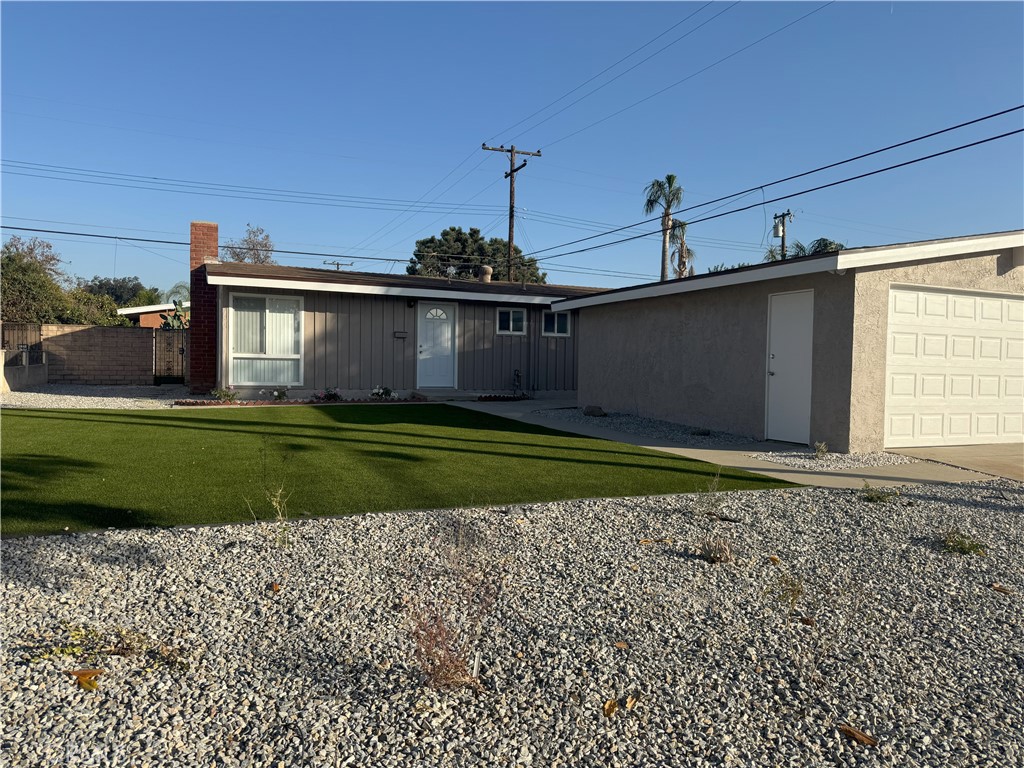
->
204, 262, 602, 298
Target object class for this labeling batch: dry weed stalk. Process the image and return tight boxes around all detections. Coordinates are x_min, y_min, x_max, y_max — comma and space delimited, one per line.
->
699, 537, 734, 564
404, 515, 504, 690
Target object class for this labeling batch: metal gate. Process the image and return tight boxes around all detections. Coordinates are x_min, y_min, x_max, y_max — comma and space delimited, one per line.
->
1, 323, 44, 363
154, 329, 187, 384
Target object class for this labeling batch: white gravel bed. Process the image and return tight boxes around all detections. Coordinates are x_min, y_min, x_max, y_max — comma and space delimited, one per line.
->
535, 407, 754, 448
750, 449, 920, 471
3, 481, 1022, 767
0, 384, 187, 410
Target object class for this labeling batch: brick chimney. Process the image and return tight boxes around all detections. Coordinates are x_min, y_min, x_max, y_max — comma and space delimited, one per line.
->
189, 221, 219, 393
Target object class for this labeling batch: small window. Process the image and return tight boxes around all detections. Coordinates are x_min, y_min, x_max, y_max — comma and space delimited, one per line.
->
497, 307, 526, 335
542, 311, 571, 337
425, 307, 448, 320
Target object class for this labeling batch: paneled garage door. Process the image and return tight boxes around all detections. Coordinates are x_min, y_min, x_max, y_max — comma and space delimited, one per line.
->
884, 286, 1023, 448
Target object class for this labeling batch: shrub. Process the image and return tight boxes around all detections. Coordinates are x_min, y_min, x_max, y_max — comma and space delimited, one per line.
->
311, 388, 344, 402
371, 385, 399, 400
860, 481, 899, 504
942, 528, 987, 556
210, 386, 237, 402
259, 388, 289, 401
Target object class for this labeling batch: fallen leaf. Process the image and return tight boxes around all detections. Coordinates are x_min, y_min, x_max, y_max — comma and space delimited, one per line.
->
799, 616, 816, 627
768, 556, 781, 566
639, 538, 655, 545
628, 564, 640, 572
614, 641, 629, 650
67, 669, 105, 691
639, 538, 672, 546
603, 698, 619, 718
625, 695, 638, 710
268, 582, 281, 593
838, 724, 878, 746
515, 518, 527, 525
515, 651, 524, 659
991, 583, 1014, 595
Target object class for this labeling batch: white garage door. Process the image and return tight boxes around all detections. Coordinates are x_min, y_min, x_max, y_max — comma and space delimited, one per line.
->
884, 286, 1023, 448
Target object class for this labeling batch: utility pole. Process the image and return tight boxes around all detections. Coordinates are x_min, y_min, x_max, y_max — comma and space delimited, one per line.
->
482, 143, 541, 281
322, 260, 352, 271
772, 210, 794, 260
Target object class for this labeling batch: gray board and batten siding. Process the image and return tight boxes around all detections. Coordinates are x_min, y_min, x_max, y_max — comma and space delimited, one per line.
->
219, 286, 578, 393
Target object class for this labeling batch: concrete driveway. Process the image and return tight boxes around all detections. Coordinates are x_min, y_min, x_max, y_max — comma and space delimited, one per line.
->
894, 443, 1024, 482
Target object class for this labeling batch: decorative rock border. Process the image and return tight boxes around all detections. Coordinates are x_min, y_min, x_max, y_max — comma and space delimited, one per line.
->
172, 396, 428, 407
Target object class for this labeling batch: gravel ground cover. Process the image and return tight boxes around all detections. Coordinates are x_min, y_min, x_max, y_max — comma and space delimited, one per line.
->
3, 480, 1021, 767
749, 450, 919, 472
534, 407, 754, 448
0, 384, 187, 410
533, 408, 922, 471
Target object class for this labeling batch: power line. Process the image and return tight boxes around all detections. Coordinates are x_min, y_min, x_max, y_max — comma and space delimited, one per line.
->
1, 160, 506, 214
0, 215, 187, 237
491, 3, 729, 144
543, 2, 835, 148
522, 104, 1024, 258
353, 155, 495, 252
532, 128, 1024, 262
509, 3, 738, 144
1, 223, 649, 279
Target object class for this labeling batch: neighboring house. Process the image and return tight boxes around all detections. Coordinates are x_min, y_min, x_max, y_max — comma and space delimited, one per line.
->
117, 302, 190, 328
554, 231, 1024, 453
188, 221, 599, 397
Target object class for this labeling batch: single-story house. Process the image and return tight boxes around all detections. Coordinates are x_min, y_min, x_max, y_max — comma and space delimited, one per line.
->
117, 302, 190, 328
553, 230, 1024, 453
187, 221, 599, 398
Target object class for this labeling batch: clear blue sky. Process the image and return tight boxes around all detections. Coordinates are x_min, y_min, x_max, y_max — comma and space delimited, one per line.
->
2, 1, 1022, 291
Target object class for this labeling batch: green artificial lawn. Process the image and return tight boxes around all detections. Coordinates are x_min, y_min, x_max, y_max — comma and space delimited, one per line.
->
1, 404, 790, 536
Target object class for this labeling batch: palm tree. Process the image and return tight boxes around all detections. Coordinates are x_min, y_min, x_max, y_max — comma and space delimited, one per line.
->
669, 220, 696, 278
643, 174, 684, 281
763, 237, 844, 262
162, 281, 190, 304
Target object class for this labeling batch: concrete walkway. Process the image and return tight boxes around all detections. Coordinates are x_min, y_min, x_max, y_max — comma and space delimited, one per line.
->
895, 443, 1024, 483
451, 399, 995, 489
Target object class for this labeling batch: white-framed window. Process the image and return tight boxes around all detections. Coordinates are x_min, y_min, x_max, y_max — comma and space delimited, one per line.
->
542, 311, 571, 337
230, 294, 303, 386
496, 307, 526, 335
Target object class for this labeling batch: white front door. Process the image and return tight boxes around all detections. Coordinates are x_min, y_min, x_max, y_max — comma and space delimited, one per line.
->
765, 290, 814, 444
884, 287, 1023, 447
417, 302, 456, 388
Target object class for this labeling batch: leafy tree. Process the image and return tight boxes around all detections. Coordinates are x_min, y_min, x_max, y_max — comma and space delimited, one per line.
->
79, 275, 162, 307
407, 226, 547, 283
643, 174, 685, 281
64, 288, 131, 326
222, 223, 276, 264
763, 237, 845, 262
1, 237, 69, 322
1, 236, 128, 325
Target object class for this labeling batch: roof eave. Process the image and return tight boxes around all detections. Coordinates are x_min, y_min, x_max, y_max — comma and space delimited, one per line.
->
554, 255, 840, 311
205, 273, 572, 304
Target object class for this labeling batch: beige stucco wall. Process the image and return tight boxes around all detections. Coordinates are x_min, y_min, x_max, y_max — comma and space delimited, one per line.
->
577, 271, 856, 448
848, 248, 1024, 452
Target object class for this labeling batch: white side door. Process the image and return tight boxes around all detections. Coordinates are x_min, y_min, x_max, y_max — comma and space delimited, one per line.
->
417, 302, 456, 388
765, 290, 814, 444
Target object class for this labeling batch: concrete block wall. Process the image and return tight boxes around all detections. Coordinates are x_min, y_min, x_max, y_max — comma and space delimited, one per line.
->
41, 325, 156, 385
